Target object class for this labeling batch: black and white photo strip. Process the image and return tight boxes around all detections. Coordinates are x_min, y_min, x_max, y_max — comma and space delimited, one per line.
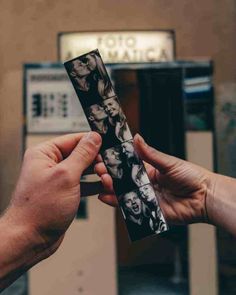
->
64, 49, 116, 108
64, 49, 168, 241
85, 97, 132, 151
119, 184, 168, 242
102, 140, 149, 196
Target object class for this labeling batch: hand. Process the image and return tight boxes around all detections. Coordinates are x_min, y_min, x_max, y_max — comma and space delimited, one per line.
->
5, 132, 102, 259
95, 134, 216, 225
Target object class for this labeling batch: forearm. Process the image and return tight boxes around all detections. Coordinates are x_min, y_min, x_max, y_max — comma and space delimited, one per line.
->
0, 212, 47, 291
207, 173, 236, 236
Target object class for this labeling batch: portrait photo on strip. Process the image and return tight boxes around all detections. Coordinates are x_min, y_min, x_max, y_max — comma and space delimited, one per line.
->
64, 50, 116, 108
121, 140, 149, 187
102, 145, 137, 196
85, 100, 132, 151
102, 96, 132, 144
139, 184, 168, 234
102, 141, 149, 196
118, 189, 157, 241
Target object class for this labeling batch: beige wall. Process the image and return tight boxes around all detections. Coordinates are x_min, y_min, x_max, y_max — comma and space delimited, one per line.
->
0, 0, 236, 209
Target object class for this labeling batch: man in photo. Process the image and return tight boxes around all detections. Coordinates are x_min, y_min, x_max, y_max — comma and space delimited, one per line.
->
103, 97, 132, 143
120, 190, 155, 241
121, 141, 149, 186
103, 147, 123, 179
86, 104, 108, 134
67, 58, 102, 107
103, 146, 137, 195
86, 104, 122, 150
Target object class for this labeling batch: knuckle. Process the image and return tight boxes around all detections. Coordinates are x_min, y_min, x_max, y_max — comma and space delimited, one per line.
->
52, 165, 72, 184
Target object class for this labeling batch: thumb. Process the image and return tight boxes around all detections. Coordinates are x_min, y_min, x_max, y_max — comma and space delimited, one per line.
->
60, 132, 102, 177
133, 134, 180, 173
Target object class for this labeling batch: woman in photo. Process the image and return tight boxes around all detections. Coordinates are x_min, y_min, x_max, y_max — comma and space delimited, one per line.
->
103, 147, 123, 179
121, 141, 149, 187
139, 185, 167, 232
103, 97, 132, 143
139, 184, 158, 212
84, 51, 115, 99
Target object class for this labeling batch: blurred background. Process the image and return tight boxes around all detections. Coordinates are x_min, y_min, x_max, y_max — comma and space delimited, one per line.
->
0, 1, 236, 294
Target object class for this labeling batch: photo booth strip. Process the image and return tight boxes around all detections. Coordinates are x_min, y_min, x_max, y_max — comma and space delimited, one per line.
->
64, 49, 168, 241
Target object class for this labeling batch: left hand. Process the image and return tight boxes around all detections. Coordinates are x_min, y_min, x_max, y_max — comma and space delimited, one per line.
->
5, 132, 102, 258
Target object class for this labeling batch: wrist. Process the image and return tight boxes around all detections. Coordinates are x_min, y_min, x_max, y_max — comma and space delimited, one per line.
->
205, 172, 218, 225
0, 209, 54, 290
0, 210, 45, 265
4, 207, 59, 259
206, 172, 236, 234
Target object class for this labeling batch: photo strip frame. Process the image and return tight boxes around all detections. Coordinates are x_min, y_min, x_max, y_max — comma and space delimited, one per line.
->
64, 49, 168, 241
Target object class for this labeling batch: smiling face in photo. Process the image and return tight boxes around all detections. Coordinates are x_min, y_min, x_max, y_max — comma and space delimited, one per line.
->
103, 97, 120, 117
123, 191, 142, 216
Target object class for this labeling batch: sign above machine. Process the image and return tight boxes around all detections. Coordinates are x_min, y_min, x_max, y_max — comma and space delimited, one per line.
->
58, 31, 175, 63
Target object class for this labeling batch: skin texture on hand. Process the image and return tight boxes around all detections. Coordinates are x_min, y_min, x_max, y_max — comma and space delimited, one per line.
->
95, 134, 216, 225
2, 131, 236, 291
0, 132, 102, 290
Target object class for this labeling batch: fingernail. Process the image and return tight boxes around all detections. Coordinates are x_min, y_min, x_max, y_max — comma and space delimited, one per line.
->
83, 132, 101, 146
135, 133, 146, 144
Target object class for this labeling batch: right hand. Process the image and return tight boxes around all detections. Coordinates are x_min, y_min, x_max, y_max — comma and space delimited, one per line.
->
95, 134, 217, 226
